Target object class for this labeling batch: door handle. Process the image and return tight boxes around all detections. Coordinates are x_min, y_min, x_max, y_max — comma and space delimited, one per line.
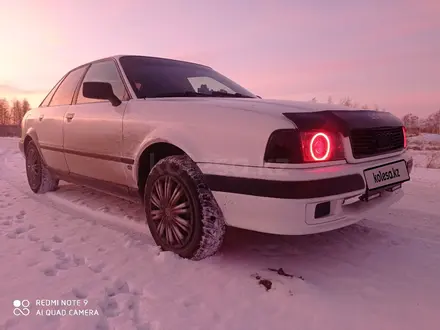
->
39, 114, 44, 121
65, 113, 75, 122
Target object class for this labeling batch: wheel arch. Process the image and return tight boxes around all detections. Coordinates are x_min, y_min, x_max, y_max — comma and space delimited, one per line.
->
23, 129, 46, 165
136, 139, 189, 197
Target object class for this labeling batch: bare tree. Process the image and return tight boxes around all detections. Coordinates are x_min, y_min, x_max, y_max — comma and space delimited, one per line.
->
20, 99, 31, 124
0, 98, 10, 124
327, 96, 333, 104
430, 109, 440, 134
402, 113, 420, 135
9, 99, 23, 125
340, 96, 353, 107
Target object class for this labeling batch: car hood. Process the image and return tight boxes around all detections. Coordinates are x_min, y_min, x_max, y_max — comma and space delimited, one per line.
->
154, 97, 355, 117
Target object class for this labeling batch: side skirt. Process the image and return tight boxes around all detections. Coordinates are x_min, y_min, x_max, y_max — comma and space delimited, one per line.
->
48, 168, 142, 204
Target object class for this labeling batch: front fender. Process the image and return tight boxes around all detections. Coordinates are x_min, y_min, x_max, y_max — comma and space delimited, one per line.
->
131, 125, 204, 182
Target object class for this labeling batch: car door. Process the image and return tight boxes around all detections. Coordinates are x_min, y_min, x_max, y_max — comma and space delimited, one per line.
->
37, 66, 88, 174
62, 59, 130, 186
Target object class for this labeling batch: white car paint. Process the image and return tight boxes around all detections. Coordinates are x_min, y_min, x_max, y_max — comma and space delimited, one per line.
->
20, 54, 413, 238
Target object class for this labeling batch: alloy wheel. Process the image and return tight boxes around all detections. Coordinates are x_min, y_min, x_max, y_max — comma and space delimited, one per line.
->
26, 147, 42, 191
149, 175, 195, 248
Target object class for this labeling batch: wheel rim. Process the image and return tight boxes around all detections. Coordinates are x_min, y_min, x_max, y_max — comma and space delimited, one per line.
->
26, 147, 42, 190
149, 175, 194, 249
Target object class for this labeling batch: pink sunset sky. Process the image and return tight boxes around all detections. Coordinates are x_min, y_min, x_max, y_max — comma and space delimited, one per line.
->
0, 0, 438, 117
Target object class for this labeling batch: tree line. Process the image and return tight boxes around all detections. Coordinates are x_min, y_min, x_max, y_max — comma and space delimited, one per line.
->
313, 95, 440, 135
402, 110, 440, 135
0, 98, 31, 125
311, 95, 384, 111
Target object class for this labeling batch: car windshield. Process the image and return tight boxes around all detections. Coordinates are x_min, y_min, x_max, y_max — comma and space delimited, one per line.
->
119, 56, 257, 99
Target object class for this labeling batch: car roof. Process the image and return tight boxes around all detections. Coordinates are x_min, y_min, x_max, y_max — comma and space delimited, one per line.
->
68, 54, 212, 73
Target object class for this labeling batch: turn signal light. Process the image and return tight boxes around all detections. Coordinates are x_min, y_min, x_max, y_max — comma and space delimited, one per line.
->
402, 126, 407, 148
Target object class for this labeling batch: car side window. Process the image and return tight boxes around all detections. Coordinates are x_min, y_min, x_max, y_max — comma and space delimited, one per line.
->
39, 74, 66, 107
49, 66, 87, 107
76, 60, 128, 104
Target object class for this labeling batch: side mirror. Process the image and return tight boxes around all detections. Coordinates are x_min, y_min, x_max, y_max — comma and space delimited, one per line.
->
82, 81, 122, 107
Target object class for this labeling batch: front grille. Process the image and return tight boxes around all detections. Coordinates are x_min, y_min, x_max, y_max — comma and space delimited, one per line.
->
350, 127, 404, 159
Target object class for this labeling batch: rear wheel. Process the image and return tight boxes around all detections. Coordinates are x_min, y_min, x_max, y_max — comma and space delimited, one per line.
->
144, 155, 226, 260
25, 141, 59, 193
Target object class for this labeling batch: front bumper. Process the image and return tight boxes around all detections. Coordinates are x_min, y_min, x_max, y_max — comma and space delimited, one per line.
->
199, 152, 412, 235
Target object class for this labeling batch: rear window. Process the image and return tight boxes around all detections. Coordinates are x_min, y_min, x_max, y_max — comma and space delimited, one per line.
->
49, 66, 88, 107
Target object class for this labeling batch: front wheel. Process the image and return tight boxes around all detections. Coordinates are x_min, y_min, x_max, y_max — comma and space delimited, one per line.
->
25, 141, 59, 193
144, 155, 226, 260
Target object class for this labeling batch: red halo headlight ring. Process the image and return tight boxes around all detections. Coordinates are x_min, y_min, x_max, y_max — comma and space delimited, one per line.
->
300, 130, 344, 163
309, 132, 331, 161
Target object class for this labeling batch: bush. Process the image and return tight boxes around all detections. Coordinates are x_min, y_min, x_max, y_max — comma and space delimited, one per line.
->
426, 152, 440, 169
426, 145, 440, 151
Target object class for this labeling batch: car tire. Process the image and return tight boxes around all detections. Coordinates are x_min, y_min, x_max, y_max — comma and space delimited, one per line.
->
25, 141, 59, 194
144, 155, 226, 260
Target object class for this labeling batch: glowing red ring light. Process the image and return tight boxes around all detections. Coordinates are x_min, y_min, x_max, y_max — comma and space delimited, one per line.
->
310, 132, 331, 161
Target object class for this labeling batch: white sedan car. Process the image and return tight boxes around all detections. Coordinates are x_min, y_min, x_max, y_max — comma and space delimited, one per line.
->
19, 55, 413, 260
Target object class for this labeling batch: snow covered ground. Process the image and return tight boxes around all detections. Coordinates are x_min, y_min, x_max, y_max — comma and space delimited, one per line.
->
409, 133, 440, 144
408, 133, 440, 169
0, 137, 439, 330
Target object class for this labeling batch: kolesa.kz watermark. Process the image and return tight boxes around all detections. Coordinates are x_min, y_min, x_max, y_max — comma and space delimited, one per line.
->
372, 167, 401, 184
13, 299, 100, 317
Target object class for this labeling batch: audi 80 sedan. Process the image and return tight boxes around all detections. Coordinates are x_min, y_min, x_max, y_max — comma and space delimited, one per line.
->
19, 55, 413, 260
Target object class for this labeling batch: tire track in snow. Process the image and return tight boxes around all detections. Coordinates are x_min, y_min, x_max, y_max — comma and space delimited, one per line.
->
0, 145, 153, 245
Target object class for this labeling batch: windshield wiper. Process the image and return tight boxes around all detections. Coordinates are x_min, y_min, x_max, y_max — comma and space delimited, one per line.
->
149, 91, 210, 98
210, 91, 255, 98
148, 90, 255, 99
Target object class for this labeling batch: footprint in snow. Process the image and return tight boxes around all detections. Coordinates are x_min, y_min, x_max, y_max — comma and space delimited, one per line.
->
54, 250, 72, 268
42, 267, 57, 277
27, 259, 40, 267
98, 297, 119, 318
28, 233, 40, 242
88, 262, 106, 273
1, 219, 12, 226
16, 211, 26, 220
73, 254, 86, 266
137, 321, 161, 330
52, 235, 63, 243
15, 226, 27, 235
6, 231, 17, 239
41, 243, 52, 252
52, 249, 66, 257
72, 287, 88, 299
55, 258, 71, 270
105, 278, 130, 297
96, 317, 110, 330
